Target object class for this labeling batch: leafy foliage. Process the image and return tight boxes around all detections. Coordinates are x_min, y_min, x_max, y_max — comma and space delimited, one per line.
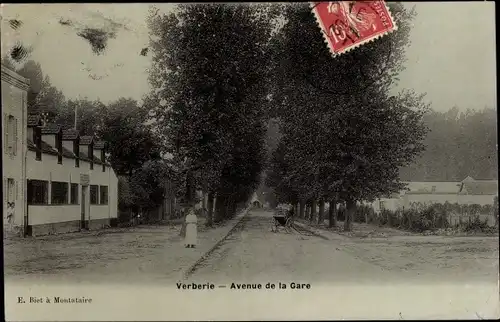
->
399, 107, 498, 181
147, 3, 279, 221
360, 202, 497, 234
129, 159, 174, 210
266, 3, 429, 230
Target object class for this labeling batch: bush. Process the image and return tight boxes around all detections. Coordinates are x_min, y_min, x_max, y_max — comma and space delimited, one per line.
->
361, 201, 494, 233
354, 205, 374, 223
461, 215, 489, 233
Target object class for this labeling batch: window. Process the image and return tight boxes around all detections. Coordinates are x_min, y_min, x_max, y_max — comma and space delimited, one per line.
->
90, 185, 98, 204
12, 116, 17, 156
99, 186, 108, 205
7, 178, 15, 202
4, 115, 17, 156
27, 180, 49, 205
51, 181, 68, 204
73, 139, 80, 168
70, 183, 79, 204
431, 186, 436, 193
380, 201, 386, 210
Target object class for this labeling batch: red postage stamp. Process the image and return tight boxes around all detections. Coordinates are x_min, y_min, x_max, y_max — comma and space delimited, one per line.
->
311, 1, 397, 56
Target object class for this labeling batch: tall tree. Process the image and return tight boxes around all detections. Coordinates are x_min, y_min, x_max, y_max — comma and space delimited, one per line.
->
98, 98, 162, 177
268, 3, 428, 231
147, 3, 279, 224
399, 107, 498, 181
54, 98, 106, 135
16, 60, 46, 109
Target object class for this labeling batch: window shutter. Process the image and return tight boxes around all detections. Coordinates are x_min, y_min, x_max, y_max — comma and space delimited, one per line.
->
15, 180, 19, 200
13, 118, 18, 156
3, 114, 8, 153
8, 179, 14, 202
3, 178, 6, 202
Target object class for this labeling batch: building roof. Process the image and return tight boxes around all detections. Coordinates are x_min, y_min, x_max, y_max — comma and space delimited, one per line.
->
27, 114, 42, 127
79, 151, 106, 165
41, 123, 62, 135
460, 181, 498, 195
62, 129, 79, 140
78, 151, 93, 162
28, 139, 110, 165
62, 147, 76, 159
461, 176, 475, 182
402, 181, 461, 194
27, 139, 57, 155
93, 155, 104, 165
80, 136, 94, 145
93, 141, 106, 149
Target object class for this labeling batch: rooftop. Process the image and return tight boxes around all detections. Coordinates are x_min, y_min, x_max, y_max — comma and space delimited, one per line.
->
80, 136, 94, 145
94, 141, 106, 149
27, 139, 109, 165
62, 129, 79, 140
41, 123, 62, 135
27, 114, 42, 127
460, 181, 498, 195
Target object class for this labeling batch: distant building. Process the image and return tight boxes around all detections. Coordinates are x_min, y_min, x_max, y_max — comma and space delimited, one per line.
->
2, 65, 30, 236
250, 192, 263, 208
370, 176, 498, 213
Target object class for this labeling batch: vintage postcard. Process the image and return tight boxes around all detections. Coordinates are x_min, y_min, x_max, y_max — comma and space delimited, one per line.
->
2, 2, 498, 321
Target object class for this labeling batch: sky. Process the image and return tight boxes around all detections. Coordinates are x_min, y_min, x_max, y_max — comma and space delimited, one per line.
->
1, 2, 496, 112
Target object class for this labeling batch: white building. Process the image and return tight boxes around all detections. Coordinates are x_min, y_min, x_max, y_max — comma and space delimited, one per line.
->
2, 63, 119, 237
2, 65, 30, 236
25, 121, 119, 236
369, 177, 498, 213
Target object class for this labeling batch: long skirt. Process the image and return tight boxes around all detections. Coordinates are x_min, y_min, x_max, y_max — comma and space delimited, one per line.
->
185, 223, 197, 246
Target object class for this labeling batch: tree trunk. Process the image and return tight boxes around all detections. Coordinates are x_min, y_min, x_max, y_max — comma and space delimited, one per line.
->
214, 195, 226, 223
299, 200, 305, 219
318, 199, 325, 225
231, 200, 237, 218
206, 191, 214, 227
201, 192, 206, 211
344, 199, 356, 232
179, 210, 187, 237
328, 200, 337, 228
225, 197, 233, 219
305, 203, 310, 219
310, 199, 317, 222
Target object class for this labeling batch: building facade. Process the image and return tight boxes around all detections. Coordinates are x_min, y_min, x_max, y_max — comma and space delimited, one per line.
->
25, 124, 119, 236
2, 65, 30, 236
2, 63, 119, 237
369, 177, 498, 213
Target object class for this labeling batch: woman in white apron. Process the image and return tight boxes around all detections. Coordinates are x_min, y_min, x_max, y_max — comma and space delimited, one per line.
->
184, 203, 199, 248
